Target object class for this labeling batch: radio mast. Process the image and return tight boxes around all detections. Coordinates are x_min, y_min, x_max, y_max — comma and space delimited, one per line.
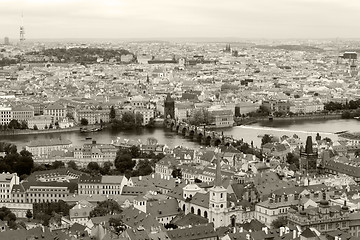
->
20, 13, 25, 43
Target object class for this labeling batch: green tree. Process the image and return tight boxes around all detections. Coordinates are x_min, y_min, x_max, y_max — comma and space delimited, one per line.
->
189, 108, 214, 126
89, 199, 122, 218
8, 119, 21, 129
87, 162, 101, 173
261, 134, 273, 146
171, 167, 182, 179
1, 148, 34, 177
146, 118, 155, 128
67, 160, 78, 170
130, 145, 141, 158
26, 209, 33, 222
109, 217, 127, 235
20, 121, 28, 129
100, 161, 113, 175
0, 207, 17, 229
33, 125, 38, 130
286, 152, 299, 170
342, 110, 351, 119
114, 153, 135, 173
110, 106, 116, 120
80, 118, 89, 126
44, 124, 48, 129
51, 161, 65, 169
271, 216, 287, 229
133, 159, 153, 176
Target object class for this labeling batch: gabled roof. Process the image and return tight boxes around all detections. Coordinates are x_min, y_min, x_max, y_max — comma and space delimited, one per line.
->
167, 186, 185, 200
167, 223, 217, 240
122, 185, 155, 196
26, 139, 72, 147
189, 192, 210, 208
171, 213, 208, 227
45, 102, 66, 110
101, 175, 125, 184
301, 228, 317, 238
120, 207, 163, 232
146, 199, 180, 218
325, 160, 360, 178
79, 175, 101, 183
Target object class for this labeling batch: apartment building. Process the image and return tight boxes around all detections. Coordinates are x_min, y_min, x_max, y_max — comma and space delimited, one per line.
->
44, 102, 67, 123
11, 105, 35, 122
255, 184, 335, 226
0, 106, 12, 125
134, 108, 155, 125
78, 175, 128, 196
0, 173, 19, 202
209, 109, 234, 128
12, 181, 72, 203
287, 200, 351, 234
75, 108, 110, 124
26, 139, 72, 158
27, 115, 52, 130
73, 141, 117, 165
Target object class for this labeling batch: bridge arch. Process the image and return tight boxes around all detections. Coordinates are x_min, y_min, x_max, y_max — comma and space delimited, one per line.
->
182, 127, 187, 136
189, 130, 195, 139
197, 133, 203, 142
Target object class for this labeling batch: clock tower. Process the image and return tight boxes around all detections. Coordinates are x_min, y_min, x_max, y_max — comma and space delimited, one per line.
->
209, 157, 227, 228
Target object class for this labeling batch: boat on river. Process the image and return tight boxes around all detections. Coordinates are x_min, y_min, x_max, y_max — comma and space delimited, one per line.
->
80, 127, 103, 133
334, 130, 348, 134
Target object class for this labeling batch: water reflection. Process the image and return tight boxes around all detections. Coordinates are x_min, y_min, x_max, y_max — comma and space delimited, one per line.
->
1, 119, 359, 149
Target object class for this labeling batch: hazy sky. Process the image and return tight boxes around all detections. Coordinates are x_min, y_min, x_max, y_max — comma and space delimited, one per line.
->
1, 0, 359, 40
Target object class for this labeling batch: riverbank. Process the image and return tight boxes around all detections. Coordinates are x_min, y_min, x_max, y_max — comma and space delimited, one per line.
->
235, 113, 342, 126
0, 125, 105, 136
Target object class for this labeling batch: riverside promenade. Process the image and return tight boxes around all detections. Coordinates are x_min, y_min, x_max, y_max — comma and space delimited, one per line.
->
0, 124, 106, 136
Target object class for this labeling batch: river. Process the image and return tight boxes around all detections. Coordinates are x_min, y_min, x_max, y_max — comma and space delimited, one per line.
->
1, 119, 359, 150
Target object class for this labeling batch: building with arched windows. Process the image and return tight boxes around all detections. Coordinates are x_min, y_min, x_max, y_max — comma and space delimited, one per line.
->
167, 157, 254, 229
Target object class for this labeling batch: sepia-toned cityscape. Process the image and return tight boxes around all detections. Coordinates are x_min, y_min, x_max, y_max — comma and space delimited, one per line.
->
1, 0, 360, 239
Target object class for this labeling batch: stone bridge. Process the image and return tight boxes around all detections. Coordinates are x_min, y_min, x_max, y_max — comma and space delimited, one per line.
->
165, 119, 235, 146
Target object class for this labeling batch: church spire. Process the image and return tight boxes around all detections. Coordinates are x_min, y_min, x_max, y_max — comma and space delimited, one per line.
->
215, 157, 222, 187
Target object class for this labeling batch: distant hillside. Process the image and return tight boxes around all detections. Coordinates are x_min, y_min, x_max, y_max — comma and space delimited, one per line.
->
254, 44, 324, 52
25, 47, 135, 64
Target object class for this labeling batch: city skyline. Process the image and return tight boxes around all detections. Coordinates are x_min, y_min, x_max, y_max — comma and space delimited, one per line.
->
1, 0, 360, 40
